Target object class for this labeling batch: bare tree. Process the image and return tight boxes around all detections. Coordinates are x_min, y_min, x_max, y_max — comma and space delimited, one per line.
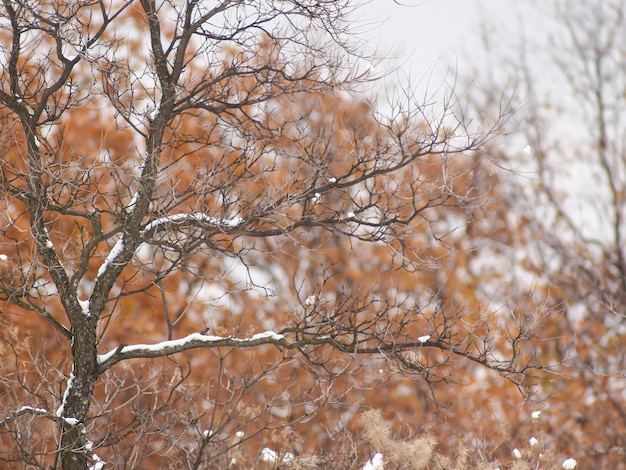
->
466, 0, 626, 466
0, 0, 535, 468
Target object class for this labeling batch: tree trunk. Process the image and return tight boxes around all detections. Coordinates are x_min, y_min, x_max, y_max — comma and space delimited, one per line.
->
60, 314, 98, 469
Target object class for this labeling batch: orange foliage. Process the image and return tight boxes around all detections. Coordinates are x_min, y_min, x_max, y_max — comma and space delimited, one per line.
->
0, 1, 557, 468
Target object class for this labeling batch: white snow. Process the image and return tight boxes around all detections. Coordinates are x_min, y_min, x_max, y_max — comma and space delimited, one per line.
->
531, 410, 541, 419
512, 448, 522, 459
310, 192, 321, 204
89, 454, 106, 470
363, 452, 384, 470
261, 448, 279, 463
64, 416, 80, 425
19, 405, 48, 414
149, 104, 159, 121
250, 331, 284, 341
529, 437, 538, 446
15, 94, 34, 115
305, 295, 317, 307
226, 215, 243, 227
126, 193, 139, 214
235, 430, 245, 439
329, 177, 337, 183
97, 331, 285, 364
56, 371, 75, 417
142, 212, 244, 234
97, 237, 125, 279
260, 448, 294, 465
418, 335, 430, 343
0, 253, 7, 261
41, 227, 53, 249
562, 458, 577, 469
282, 452, 294, 464
78, 299, 91, 317
347, 212, 356, 218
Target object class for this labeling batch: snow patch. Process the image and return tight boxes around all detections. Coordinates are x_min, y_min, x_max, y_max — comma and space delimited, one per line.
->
143, 212, 244, 233
126, 193, 139, 214
261, 448, 294, 465
56, 371, 75, 417
89, 454, 106, 470
97, 237, 125, 279
363, 452, 384, 470
149, 103, 159, 121
249, 331, 284, 341
261, 448, 279, 463
562, 458, 577, 469
19, 405, 48, 414
78, 299, 91, 317
97, 331, 285, 364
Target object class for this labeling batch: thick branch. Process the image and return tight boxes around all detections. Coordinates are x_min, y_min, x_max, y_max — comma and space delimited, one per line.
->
96, 330, 529, 380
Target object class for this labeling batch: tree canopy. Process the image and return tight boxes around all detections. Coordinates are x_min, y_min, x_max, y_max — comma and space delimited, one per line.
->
3, 0, 615, 469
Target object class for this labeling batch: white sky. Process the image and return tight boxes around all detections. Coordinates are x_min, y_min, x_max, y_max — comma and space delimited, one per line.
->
363, 0, 520, 61
358, 0, 524, 94
358, 1, 612, 243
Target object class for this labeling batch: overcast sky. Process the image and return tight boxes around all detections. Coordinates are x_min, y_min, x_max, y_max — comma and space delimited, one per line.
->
358, 1, 610, 240
364, 0, 520, 62
358, 0, 526, 95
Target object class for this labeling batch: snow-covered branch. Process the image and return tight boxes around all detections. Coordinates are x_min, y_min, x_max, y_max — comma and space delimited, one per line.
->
142, 212, 244, 235
96, 237, 125, 280
97, 331, 286, 372
95, 212, 244, 284
1, 405, 82, 428
95, 326, 521, 381
56, 370, 75, 417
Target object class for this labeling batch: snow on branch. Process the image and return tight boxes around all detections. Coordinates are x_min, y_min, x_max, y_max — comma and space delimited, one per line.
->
18, 405, 49, 416
142, 212, 244, 234
97, 331, 285, 371
56, 370, 75, 417
96, 237, 125, 279
0, 405, 55, 431
0, 405, 78, 428
95, 213, 243, 283
96, 328, 524, 383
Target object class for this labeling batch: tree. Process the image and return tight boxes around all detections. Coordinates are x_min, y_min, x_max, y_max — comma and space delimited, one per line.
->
0, 1, 535, 468
464, 0, 626, 466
